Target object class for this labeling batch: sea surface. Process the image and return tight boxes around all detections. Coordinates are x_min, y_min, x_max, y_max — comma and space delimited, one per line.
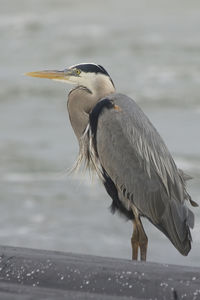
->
0, 0, 200, 266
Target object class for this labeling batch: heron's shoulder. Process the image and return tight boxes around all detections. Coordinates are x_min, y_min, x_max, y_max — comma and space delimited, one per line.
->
106, 93, 137, 106
104, 93, 147, 119
97, 93, 152, 133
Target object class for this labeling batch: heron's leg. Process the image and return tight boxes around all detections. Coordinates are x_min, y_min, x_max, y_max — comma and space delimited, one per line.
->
137, 218, 148, 261
131, 205, 148, 261
131, 220, 139, 260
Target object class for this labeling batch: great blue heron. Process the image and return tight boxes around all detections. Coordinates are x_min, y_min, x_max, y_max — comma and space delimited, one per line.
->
26, 63, 198, 261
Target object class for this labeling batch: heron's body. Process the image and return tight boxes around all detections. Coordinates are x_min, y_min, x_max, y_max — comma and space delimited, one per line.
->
88, 93, 194, 255
26, 63, 197, 261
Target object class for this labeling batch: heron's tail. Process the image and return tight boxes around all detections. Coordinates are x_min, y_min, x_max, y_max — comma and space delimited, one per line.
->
157, 200, 194, 256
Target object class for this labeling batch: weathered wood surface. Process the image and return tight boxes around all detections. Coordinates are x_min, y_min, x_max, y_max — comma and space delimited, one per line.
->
0, 245, 199, 299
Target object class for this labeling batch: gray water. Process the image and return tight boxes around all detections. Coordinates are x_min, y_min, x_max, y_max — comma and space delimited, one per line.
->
0, 0, 200, 266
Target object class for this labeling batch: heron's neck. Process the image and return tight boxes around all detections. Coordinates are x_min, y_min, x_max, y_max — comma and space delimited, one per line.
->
67, 80, 115, 141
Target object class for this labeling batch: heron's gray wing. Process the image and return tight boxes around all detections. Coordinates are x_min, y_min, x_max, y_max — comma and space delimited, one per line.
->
97, 93, 185, 203
95, 93, 194, 255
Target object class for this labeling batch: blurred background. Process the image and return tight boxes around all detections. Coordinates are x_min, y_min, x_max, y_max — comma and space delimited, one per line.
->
0, 0, 199, 266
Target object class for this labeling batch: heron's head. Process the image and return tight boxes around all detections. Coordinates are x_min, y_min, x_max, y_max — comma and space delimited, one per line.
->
26, 63, 115, 94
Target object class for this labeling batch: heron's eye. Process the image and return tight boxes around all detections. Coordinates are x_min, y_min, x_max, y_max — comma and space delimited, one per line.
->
76, 69, 81, 75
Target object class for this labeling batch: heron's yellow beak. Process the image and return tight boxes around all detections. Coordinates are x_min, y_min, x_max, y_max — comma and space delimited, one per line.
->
25, 70, 67, 81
